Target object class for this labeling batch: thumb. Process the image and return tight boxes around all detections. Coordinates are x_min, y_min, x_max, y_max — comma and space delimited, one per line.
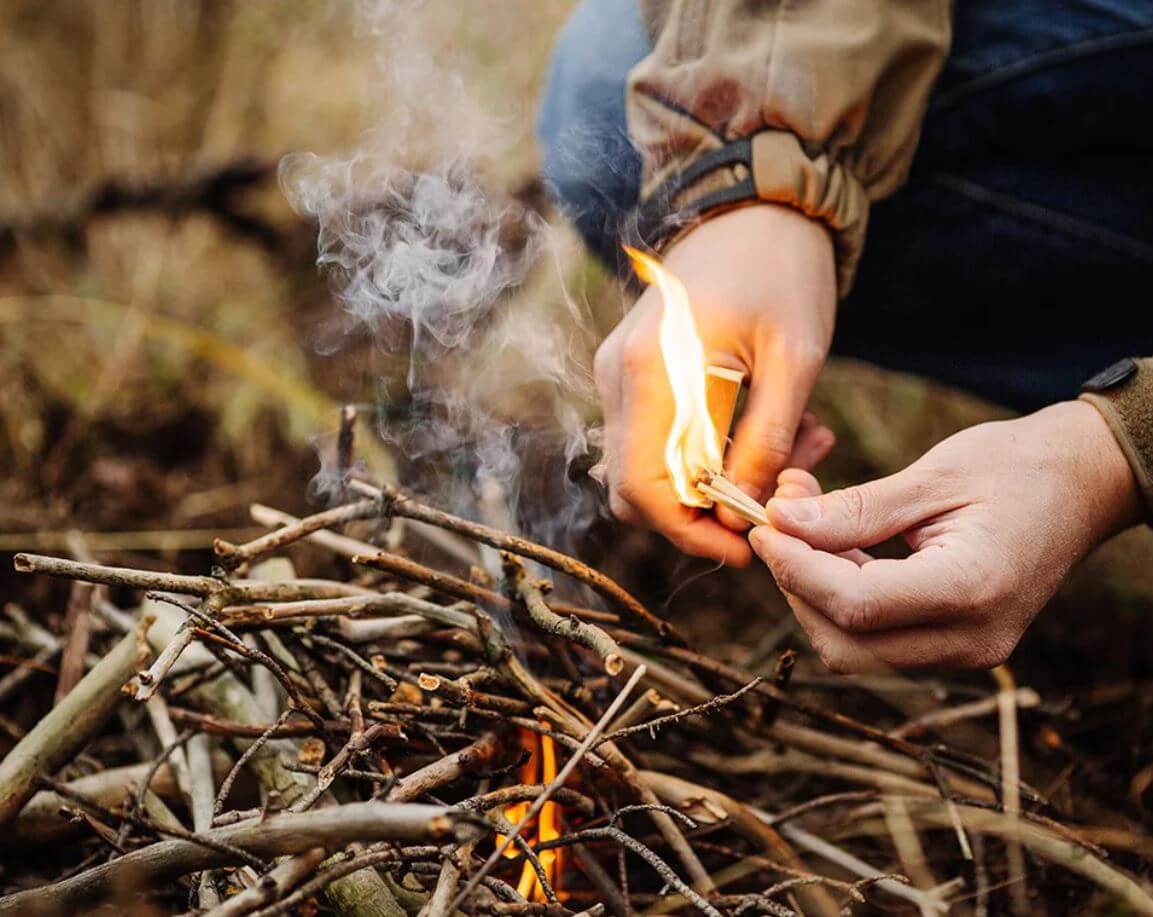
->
765, 467, 929, 553
724, 358, 820, 513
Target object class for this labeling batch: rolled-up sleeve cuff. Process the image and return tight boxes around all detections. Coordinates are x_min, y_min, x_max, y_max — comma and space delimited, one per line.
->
634, 130, 869, 297
1080, 357, 1153, 518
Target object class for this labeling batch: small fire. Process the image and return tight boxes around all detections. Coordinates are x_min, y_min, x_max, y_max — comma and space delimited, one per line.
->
624, 246, 723, 506
500, 728, 564, 901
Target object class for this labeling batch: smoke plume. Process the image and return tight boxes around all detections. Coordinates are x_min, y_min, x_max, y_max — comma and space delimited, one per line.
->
280, 0, 602, 557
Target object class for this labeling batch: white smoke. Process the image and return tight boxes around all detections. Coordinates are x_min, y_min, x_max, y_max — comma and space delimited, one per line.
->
280, 0, 603, 555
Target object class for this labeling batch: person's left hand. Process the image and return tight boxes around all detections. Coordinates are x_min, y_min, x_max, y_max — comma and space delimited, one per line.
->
750, 401, 1143, 672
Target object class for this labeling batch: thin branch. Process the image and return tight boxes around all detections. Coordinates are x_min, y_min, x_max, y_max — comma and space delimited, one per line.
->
449, 665, 647, 910
289, 721, 399, 812
992, 665, 1029, 916
0, 803, 480, 914
350, 480, 676, 642
248, 846, 441, 917
13, 554, 364, 602
55, 582, 94, 702
152, 594, 325, 729
44, 776, 267, 871
502, 553, 622, 675
215, 500, 379, 572
203, 848, 326, 917
303, 632, 399, 691
535, 825, 721, 917
215, 710, 293, 816
598, 677, 761, 746
168, 707, 338, 739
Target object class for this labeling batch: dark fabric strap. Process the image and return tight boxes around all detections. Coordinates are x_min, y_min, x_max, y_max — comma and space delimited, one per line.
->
633, 138, 758, 249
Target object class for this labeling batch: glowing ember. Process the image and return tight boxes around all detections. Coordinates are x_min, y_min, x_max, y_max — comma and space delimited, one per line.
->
624, 246, 723, 506
500, 727, 564, 902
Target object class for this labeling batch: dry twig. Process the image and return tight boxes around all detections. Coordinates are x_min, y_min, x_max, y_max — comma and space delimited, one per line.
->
0, 620, 153, 825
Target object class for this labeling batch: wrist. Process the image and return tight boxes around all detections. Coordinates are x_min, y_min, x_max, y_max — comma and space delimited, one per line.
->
1044, 400, 1143, 541
659, 204, 838, 344
666, 203, 834, 263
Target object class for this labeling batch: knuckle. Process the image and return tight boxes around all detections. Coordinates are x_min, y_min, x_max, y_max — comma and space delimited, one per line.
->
614, 479, 642, 509
811, 637, 850, 674
781, 340, 827, 375
973, 571, 1013, 610
829, 486, 868, 532
619, 336, 652, 376
768, 556, 798, 596
608, 493, 635, 523
741, 425, 794, 477
669, 529, 712, 560
592, 342, 615, 384
827, 585, 881, 633
968, 636, 1014, 670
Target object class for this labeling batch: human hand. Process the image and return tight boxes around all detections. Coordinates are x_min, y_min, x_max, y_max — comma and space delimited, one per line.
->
750, 401, 1143, 671
595, 204, 837, 565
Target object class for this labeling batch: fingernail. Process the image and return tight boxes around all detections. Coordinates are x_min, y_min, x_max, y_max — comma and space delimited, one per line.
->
769, 497, 821, 525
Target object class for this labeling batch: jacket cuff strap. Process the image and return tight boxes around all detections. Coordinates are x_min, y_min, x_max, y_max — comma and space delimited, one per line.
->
1079, 357, 1153, 517
632, 139, 756, 248
631, 130, 869, 296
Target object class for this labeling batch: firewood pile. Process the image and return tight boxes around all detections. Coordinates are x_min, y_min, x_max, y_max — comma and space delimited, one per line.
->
2, 422, 1153, 916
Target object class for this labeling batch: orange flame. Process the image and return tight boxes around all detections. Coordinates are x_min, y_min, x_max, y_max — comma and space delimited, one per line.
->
501, 728, 565, 902
624, 246, 722, 506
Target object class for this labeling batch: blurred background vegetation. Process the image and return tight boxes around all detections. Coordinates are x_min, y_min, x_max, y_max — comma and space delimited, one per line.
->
3, 0, 1153, 697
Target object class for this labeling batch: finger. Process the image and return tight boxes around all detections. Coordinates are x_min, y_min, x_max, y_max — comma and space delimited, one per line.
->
772, 469, 871, 565
714, 401, 816, 530
717, 421, 830, 528
725, 347, 822, 508
786, 414, 836, 471
669, 512, 755, 566
622, 477, 753, 565
787, 596, 1001, 673
608, 491, 642, 527
774, 468, 822, 500
754, 534, 946, 672
595, 339, 635, 525
749, 525, 972, 632
596, 305, 650, 527
764, 465, 940, 554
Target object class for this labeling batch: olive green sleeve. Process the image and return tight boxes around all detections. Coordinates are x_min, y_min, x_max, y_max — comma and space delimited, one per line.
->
1080, 358, 1153, 514
628, 0, 952, 295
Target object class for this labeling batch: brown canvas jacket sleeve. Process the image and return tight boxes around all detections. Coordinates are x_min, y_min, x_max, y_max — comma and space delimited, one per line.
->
628, 0, 952, 294
1081, 358, 1153, 516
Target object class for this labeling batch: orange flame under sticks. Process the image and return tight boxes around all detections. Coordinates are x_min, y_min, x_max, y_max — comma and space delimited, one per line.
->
623, 246, 722, 507
500, 727, 565, 902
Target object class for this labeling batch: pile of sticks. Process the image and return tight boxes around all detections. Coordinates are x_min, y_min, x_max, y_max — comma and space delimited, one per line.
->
2, 429, 1153, 915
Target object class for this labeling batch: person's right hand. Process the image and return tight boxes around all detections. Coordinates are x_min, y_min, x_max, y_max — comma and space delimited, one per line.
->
594, 204, 837, 565
751, 402, 1143, 671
